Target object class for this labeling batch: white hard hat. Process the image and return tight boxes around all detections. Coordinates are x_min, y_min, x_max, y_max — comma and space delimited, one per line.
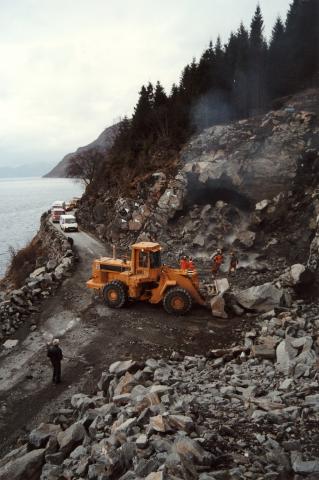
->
53, 338, 60, 345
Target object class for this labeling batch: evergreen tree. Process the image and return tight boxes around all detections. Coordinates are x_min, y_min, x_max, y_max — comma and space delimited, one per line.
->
146, 82, 154, 106
285, 0, 319, 91
180, 57, 201, 106
153, 81, 167, 108
113, 116, 131, 151
268, 17, 286, 97
250, 4, 264, 47
270, 16, 285, 46
131, 84, 153, 141
169, 83, 189, 142
197, 41, 215, 94
232, 23, 250, 117
236, 22, 250, 72
213, 36, 228, 91
153, 81, 169, 138
248, 4, 268, 113
224, 32, 238, 85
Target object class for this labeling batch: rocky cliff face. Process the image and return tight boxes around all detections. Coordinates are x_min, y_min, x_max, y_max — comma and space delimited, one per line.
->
182, 107, 315, 202
44, 124, 119, 178
76, 89, 319, 283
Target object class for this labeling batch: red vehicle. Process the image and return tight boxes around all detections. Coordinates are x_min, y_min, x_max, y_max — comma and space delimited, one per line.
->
51, 208, 65, 223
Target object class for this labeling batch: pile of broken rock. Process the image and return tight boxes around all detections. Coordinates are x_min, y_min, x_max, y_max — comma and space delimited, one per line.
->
1, 303, 319, 479
0, 218, 75, 342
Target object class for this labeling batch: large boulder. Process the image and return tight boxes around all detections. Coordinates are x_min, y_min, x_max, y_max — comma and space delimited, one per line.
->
276, 338, 298, 375
71, 393, 96, 411
276, 336, 317, 377
0, 448, 45, 480
210, 295, 228, 319
235, 230, 256, 248
109, 360, 139, 376
234, 282, 284, 312
30, 267, 46, 279
57, 422, 86, 455
215, 278, 230, 295
279, 264, 314, 287
173, 437, 213, 466
29, 423, 61, 448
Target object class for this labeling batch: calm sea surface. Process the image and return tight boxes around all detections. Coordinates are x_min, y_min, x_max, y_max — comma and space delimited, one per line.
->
0, 178, 83, 278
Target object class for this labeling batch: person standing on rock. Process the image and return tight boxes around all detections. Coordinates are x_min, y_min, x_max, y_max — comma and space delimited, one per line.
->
47, 339, 63, 384
228, 251, 238, 275
212, 249, 224, 276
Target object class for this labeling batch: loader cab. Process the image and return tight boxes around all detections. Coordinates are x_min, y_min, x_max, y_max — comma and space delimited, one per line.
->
130, 242, 162, 281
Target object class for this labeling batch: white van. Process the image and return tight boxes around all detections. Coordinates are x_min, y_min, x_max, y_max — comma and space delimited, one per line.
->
51, 200, 66, 210
59, 214, 78, 232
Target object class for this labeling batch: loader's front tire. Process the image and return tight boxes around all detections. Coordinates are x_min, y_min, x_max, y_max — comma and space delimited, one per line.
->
103, 281, 127, 308
163, 287, 192, 315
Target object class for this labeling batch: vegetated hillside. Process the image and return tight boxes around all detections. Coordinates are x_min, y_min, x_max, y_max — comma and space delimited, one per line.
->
43, 124, 119, 178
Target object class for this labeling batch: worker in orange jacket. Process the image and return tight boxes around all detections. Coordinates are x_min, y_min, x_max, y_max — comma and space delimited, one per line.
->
188, 257, 195, 271
212, 249, 224, 275
180, 256, 188, 270
228, 251, 238, 274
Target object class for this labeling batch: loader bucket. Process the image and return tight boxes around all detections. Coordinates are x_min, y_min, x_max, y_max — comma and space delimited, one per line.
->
214, 278, 230, 295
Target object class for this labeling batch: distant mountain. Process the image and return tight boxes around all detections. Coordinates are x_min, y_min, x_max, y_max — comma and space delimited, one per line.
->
44, 123, 119, 178
0, 162, 56, 178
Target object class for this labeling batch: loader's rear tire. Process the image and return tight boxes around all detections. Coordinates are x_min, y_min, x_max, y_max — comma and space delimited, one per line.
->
103, 281, 127, 308
163, 287, 192, 315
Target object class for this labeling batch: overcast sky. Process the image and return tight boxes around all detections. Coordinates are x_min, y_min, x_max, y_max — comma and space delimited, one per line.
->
0, 0, 292, 168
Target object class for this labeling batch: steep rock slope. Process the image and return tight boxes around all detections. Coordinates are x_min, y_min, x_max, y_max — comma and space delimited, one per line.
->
77, 89, 319, 282
44, 124, 119, 178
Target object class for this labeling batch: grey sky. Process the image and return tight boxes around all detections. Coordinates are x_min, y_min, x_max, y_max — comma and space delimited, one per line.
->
0, 0, 292, 167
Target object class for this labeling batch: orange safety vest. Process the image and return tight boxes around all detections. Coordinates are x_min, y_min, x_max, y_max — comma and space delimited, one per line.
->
214, 254, 223, 265
188, 260, 195, 270
180, 259, 188, 270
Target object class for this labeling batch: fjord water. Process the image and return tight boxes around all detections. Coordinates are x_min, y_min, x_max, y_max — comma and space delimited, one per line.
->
0, 178, 83, 278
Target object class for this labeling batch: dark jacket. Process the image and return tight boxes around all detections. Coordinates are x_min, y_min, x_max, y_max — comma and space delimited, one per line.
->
47, 345, 63, 363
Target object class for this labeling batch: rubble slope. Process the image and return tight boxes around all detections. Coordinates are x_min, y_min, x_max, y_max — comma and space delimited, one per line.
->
1, 301, 319, 479
77, 89, 319, 285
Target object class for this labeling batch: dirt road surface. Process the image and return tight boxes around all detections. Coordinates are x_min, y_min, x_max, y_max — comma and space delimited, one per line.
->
0, 226, 251, 454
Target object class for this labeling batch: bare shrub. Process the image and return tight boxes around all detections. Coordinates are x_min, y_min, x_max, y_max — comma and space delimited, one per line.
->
5, 239, 44, 288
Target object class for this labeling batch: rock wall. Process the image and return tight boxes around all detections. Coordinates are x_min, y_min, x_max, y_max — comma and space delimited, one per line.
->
0, 216, 75, 341
182, 109, 316, 202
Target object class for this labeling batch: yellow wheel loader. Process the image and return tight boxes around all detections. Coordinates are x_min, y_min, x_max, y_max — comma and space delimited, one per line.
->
87, 242, 208, 315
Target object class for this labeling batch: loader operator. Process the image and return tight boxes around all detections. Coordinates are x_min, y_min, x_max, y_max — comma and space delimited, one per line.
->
212, 249, 224, 275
